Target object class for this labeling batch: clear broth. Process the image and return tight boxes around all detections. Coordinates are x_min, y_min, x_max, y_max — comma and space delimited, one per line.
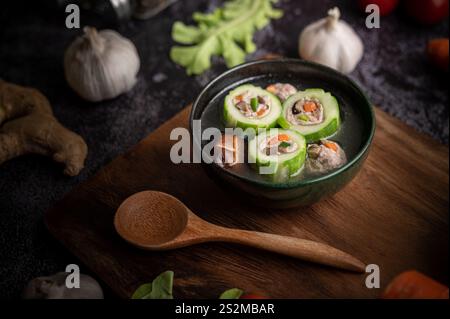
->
200, 75, 366, 185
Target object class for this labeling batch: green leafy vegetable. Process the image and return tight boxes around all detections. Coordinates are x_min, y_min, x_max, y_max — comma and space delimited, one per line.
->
279, 141, 291, 148
170, 0, 283, 75
219, 288, 244, 299
131, 271, 174, 299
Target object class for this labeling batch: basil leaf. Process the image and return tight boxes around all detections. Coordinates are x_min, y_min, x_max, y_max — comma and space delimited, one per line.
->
131, 271, 174, 299
131, 283, 153, 299
219, 288, 244, 299
149, 271, 174, 299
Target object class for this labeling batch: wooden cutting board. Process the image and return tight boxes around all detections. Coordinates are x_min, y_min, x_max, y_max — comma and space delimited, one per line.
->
45, 106, 449, 299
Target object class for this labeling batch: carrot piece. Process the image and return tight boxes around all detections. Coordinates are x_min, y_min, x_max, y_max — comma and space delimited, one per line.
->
256, 108, 266, 117
303, 101, 318, 112
324, 142, 338, 152
277, 134, 291, 142
427, 38, 449, 71
267, 134, 291, 146
236, 94, 244, 102
266, 85, 277, 94
382, 271, 449, 299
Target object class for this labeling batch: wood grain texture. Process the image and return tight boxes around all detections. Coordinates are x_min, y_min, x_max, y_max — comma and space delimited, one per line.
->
45, 107, 449, 299
113, 191, 365, 272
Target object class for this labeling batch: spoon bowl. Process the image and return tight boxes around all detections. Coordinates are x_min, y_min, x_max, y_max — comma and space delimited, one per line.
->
114, 191, 365, 272
114, 191, 188, 248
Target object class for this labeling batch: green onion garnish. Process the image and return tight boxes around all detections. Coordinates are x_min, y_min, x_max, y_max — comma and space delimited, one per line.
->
298, 114, 309, 122
279, 142, 291, 148
250, 97, 258, 112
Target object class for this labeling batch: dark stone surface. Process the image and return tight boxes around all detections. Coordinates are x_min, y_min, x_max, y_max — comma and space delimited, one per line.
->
0, 0, 448, 299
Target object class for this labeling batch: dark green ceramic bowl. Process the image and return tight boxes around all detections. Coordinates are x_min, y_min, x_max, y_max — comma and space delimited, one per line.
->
190, 59, 375, 208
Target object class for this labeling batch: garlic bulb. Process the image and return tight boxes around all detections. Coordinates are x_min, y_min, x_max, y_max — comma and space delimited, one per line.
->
64, 27, 140, 102
299, 7, 364, 74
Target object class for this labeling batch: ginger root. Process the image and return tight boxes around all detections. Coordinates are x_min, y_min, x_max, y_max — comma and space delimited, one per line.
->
0, 80, 88, 176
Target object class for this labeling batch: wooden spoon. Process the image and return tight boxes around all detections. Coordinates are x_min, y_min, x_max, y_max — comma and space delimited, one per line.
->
114, 191, 365, 272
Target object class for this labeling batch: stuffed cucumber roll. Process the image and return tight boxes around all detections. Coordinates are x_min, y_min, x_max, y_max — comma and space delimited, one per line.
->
224, 85, 282, 129
306, 140, 347, 175
278, 89, 341, 143
248, 129, 306, 181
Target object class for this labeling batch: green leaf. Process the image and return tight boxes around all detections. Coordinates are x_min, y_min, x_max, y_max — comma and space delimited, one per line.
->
221, 35, 246, 68
172, 22, 202, 45
131, 271, 174, 299
131, 283, 153, 299
170, 0, 283, 75
219, 288, 244, 299
194, 9, 223, 26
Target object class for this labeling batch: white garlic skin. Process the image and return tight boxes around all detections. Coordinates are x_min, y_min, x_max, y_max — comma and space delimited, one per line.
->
64, 27, 140, 102
299, 7, 364, 74
22, 272, 104, 299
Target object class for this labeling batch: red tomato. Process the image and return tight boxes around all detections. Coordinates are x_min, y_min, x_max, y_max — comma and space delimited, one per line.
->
404, 0, 449, 25
240, 294, 268, 299
358, 0, 400, 16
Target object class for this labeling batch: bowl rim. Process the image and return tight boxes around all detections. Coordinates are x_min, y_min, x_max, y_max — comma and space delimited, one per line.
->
190, 58, 376, 190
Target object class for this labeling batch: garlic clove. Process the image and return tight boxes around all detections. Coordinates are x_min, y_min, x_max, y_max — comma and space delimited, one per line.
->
23, 272, 104, 299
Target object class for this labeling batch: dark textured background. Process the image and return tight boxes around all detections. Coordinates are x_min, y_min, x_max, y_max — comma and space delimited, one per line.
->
0, 0, 448, 299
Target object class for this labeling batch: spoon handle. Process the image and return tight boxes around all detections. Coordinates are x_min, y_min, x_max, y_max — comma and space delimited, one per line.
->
217, 228, 365, 272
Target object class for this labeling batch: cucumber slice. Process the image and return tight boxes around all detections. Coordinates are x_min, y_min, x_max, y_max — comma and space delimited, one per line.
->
278, 89, 341, 143
224, 85, 282, 129
248, 129, 306, 181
